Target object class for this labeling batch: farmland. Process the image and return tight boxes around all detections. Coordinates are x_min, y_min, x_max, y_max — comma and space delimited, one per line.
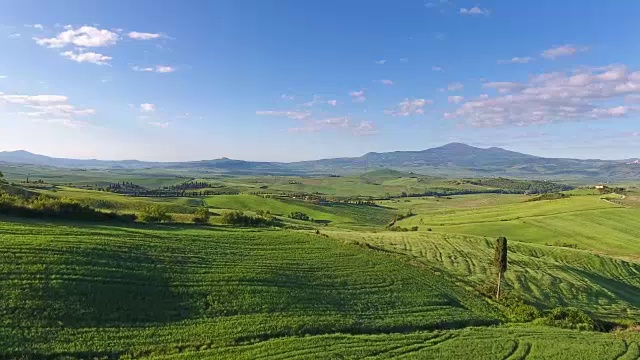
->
0, 167, 639, 359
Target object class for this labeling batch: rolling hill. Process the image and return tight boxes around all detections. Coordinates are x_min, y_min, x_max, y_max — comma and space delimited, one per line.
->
1, 143, 638, 180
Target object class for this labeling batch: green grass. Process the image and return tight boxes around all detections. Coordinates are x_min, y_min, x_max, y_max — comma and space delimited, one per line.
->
3, 174, 640, 359
0, 164, 190, 188
397, 195, 640, 258
326, 230, 640, 321
204, 194, 395, 227
152, 326, 640, 359
0, 218, 499, 358
37, 186, 202, 214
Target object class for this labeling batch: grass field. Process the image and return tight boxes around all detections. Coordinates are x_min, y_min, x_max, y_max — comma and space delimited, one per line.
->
0, 218, 502, 358
396, 195, 640, 258
156, 326, 640, 360
326, 230, 640, 321
1, 218, 638, 359
37, 186, 203, 213
204, 194, 395, 227
2, 169, 640, 359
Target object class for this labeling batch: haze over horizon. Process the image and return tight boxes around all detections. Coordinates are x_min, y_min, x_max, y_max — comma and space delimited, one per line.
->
1, 1, 640, 162
1, 142, 636, 163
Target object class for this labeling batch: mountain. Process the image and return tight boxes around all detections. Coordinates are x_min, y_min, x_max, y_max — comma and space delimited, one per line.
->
1, 144, 638, 181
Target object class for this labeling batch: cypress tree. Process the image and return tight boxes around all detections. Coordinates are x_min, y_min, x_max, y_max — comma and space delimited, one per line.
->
494, 236, 508, 300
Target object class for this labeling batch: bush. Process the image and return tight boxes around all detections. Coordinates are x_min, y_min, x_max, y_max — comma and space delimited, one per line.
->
193, 207, 211, 224
0, 192, 136, 222
221, 210, 277, 227
502, 298, 540, 322
388, 226, 409, 232
288, 211, 310, 221
140, 205, 172, 223
410, 226, 419, 231
538, 307, 596, 331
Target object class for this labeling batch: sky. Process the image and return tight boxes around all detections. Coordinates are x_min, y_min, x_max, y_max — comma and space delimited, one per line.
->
0, 0, 639, 162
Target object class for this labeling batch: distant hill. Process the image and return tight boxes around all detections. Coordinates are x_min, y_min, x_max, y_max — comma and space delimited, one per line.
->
1, 143, 638, 181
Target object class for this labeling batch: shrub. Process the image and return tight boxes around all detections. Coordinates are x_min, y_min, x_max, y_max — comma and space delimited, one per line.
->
388, 226, 409, 232
193, 207, 211, 224
503, 299, 540, 322
221, 210, 276, 227
538, 307, 596, 331
288, 211, 310, 221
0, 192, 136, 222
410, 226, 419, 231
140, 205, 172, 224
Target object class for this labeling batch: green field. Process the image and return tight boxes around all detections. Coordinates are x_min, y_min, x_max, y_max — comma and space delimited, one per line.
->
204, 194, 395, 227
0, 218, 499, 358
1, 169, 640, 359
327, 230, 640, 321
396, 195, 640, 258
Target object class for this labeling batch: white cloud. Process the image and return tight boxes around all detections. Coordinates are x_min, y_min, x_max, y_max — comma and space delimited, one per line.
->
432, 66, 443, 71
541, 44, 588, 59
378, 79, 394, 85
8, 33, 21, 39
483, 81, 525, 93
448, 95, 464, 104
132, 65, 176, 73
0, 75, 7, 79
353, 120, 378, 136
0, 94, 68, 105
1, 92, 95, 127
128, 31, 162, 40
281, 94, 295, 101
498, 57, 533, 64
140, 103, 156, 113
460, 6, 491, 16
34, 26, 119, 48
148, 121, 169, 128
132, 66, 154, 72
60, 50, 112, 65
256, 110, 311, 120
316, 116, 350, 127
327, 99, 338, 106
26, 24, 44, 30
375, 60, 386, 65
440, 82, 464, 92
349, 89, 367, 102
445, 64, 640, 127
156, 65, 175, 73
385, 98, 432, 116
287, 116, 376, 136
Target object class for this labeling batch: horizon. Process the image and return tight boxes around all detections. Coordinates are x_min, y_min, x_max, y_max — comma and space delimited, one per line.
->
0, 142, 636, 163
1, 1, 640, 161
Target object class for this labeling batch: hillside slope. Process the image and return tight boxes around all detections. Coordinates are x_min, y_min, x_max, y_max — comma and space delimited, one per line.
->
2, 143, 638, 180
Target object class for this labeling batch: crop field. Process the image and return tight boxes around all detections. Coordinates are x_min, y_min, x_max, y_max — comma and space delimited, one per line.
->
153, 326, 640, 359
1, 170, 640, 359
396, 195, 640, 258
37, 186, 203, 213
0, 218, 503, 358
327, 230, 640, 321
204, 194, 395, 227
0, 164, 190, 188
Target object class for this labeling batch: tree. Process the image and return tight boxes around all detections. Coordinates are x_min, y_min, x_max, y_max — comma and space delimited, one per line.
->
0, 170, 4, 180
140, 205, 171, 224
494, 236, 508, 300
193, 207, 211, 224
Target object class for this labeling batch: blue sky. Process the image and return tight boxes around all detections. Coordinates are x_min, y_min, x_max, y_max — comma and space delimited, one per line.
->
0, 0, 639, 162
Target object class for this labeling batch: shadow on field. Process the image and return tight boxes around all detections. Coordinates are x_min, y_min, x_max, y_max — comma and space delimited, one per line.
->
570, 268, 640, 309
2, 245, 189, 328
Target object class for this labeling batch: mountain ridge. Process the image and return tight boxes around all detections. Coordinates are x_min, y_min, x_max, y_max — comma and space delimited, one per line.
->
0, 143, 637, 181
